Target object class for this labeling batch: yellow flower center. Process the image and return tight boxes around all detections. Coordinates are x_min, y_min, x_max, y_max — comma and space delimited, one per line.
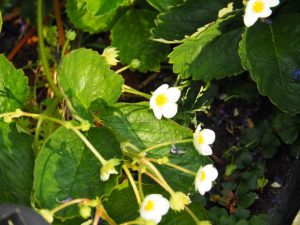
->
155, 94, 168, 107
144, 200, 154, 211
199, 171, 206, 182
252, 0, 264, 13
198, 134, 205, 145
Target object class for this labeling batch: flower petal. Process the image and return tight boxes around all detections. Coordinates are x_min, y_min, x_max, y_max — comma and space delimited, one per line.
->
153, 107, 163, 120
244, 11, 259, 27
197, 144, 213, 156
165, 87, 181, 103
153, 84, 169, 95
266, 0, 279, 7
203, 164, 218, 181
195, 124, 202, 135
155, 196, 170, 215
201, 129, 215, 145
162, 102, 178, 118
196, 180, 212, 195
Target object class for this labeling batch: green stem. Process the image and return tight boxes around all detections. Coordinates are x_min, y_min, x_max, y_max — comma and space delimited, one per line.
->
51, 198, 89, 214
138, 164, 144, 200
61, 39, 70, 58
141, 139, 193, 154
148, 158, 196, 176
37, 0, 62, 99
122, 165, 142, 205
184, 206, 201, 225
116, 65, 130, 74
122, 84, 151, 99
142, 159, 175, 195
1, 111, 107, 165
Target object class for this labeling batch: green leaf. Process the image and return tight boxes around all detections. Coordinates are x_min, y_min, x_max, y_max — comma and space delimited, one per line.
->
111, 9, 169, 72
99, 102, 192, 153
33, 126, 122, 218
239, 13, 300, 113
151, 0, 229, 42
273, 113, 298, 144
0, 122, 34, 205
66, 0, 120, 33
146, 0, 183, 12
99, 102, 210, 192
86, 0, 126, 16
169, 13, 244, 80
58, 48, 124, 120
236, 188, 256, 208
0, 55, 29, 113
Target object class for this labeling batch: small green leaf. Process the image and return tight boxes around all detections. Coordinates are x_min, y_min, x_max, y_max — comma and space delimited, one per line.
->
273, 113, 298, 144
236, 188, 256, 208
0, 55, 29, 113
239, 13, 300, 113
66, 0, 120, 33
0, 122, 34, 205
146, 0, 183, 12
111, 9, 169, 72
169, 13, 244, 80
34, 126, 122, 218
58, 48, 124, 120
151, 0, 229, 42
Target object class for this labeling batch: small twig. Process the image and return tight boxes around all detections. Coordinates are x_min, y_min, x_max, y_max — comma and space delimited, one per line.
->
53, 0, 66, 49
7, 27, 36, 61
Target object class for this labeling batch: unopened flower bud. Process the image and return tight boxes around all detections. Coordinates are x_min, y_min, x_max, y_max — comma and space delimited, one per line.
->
38, 209, 54, 223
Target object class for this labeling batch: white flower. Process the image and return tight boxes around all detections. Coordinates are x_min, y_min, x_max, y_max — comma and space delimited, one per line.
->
195, 164, 218, 195
149, 84, 181, 120
102, 47, 119, 66
193, 124, 215, 156
244, 0, 280, 27
140, 194, 170, 224
100, 158, 120, 181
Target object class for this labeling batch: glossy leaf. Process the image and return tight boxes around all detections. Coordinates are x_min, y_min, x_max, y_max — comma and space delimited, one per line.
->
111, 9, 169, 72
0, 55, 29, 113
58, 48, 124, 120
99, 102, 211, 192
169, 13, 244, 80
66, 0, 119, 33
34, 126, 122, 218
151, 0, 229, 42
0, 122, 34, 205
146, 0, 183, 12
239, 13, 300, 113
86, 0, 126, 16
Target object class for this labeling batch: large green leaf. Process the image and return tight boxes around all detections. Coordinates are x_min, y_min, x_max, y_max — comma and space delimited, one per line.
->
151, 0, 229, 42
66, 0, 120, 33
111, 9, 169, 72
58, 48, 124, 120
0, 55, 29, 113
146, 0, 183, 12
99, 102, 211, 192
239, 13, 300, 113
169, 13, 244, 80
0, 121, 34, 205
33, 126, 122, 218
